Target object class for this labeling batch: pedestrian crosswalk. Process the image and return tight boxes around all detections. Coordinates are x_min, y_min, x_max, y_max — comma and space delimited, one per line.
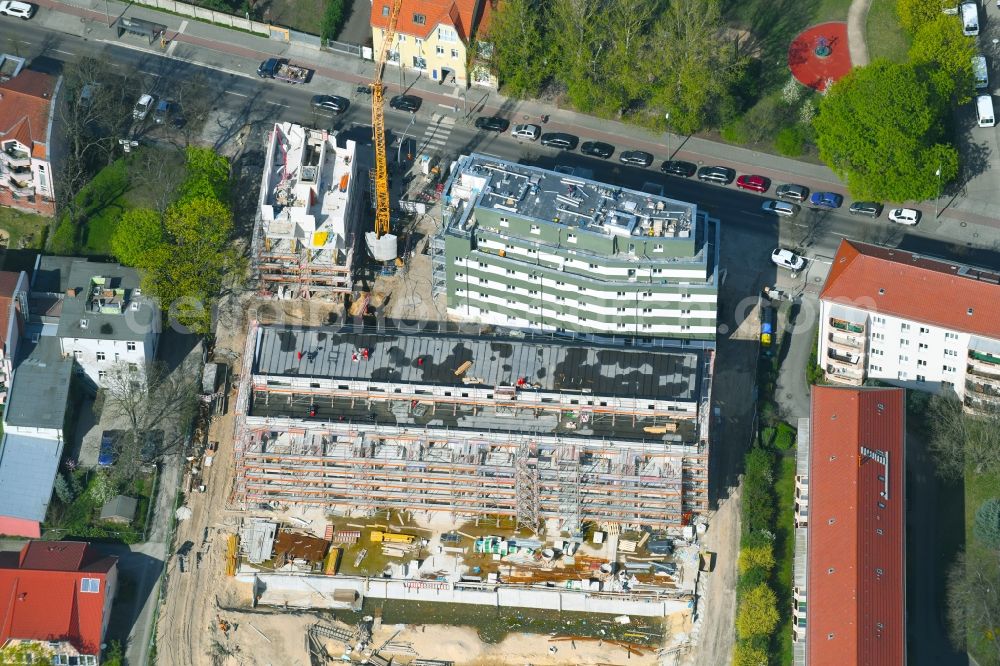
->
418, 113, 456, 155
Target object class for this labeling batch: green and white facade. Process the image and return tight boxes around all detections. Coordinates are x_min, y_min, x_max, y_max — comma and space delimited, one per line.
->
431, 155, 719, 342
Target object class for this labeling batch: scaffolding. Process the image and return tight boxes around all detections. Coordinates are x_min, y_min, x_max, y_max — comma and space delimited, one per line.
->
514, 440, 540, 533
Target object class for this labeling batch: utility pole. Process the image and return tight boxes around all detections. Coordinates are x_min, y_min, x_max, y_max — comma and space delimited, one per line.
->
664, 112, 671, 160
397, 113, 415, 166
105, 0, 112, 27
934, 165, 942, 219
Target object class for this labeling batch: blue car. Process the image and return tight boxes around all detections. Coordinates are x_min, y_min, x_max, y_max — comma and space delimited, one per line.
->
809, 191, 843, 209
98, 431, 116, 467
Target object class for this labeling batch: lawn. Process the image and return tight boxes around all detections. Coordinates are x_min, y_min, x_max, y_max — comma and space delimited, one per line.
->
772, 452, 798, 665
43, 467, 156, 544
0, 207, 48, 252
965, 466, 1000, 663
866, 0, 911, 63
260, 0, 326, 34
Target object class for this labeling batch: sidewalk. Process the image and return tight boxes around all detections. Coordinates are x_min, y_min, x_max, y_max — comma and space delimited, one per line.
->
36, 0, 1000, 232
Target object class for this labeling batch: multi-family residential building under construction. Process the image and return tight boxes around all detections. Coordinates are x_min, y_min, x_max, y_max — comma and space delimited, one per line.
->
231, 321, 714, 531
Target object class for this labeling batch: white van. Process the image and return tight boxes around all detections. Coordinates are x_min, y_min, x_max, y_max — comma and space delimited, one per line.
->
961, 2, 979, 36
977, 95, 995, 128
973, 55, 989, 89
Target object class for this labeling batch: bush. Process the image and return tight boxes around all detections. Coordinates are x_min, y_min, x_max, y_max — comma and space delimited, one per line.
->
773, 422, 796, 450
775, 126, 805, 156
320, 0, 346, 41
733, 641, 769, 666
49, 216, 78, 255
721, 121, 748, 144
974, 498, 1000, 549
739, 542, 775, 575
53, 473, 75, 504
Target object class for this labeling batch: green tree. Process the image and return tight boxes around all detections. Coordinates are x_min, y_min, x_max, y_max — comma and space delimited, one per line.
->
0, 642, 54, 665
102, 641, 124, 666
646, 0, 745, 134
897, 0, 955, 34
975, 498, 1000, 549
177, 146, 231, 204
909, 15, 976, 104
111, 208, 163, 268
732, 641, 768, 666
738, 542, 775, 575
485, 0, 549, 97
736, 583, 780, 639
548, 0, 606, 112
814, 59, 959, 201
946, 550, 1000, 661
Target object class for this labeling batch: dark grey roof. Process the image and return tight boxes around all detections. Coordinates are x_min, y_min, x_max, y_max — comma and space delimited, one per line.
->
55, 261, 155, 342
4, 337, 72, 430
0, 433, 63, 521
99, 495, 138, 521
254, 326, 702, 402
31, 256, 78, 294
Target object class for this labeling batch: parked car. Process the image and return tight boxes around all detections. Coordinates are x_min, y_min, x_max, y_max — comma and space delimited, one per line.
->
849, 201, 884, 218
311, 94, 349, 113
771, 247, 806, 271
153, 99, 175, 124
775, 183, 809, 203
619, 150, 653, 167
0, 1, 35, 19
540, 132, 579, 150
661, 160, 697, 178
736, 174, 771, 193
888, 207, 921, 225
761, 200, 800, 217
474, 116, 509, 132
511, 124, 541, 141
133, 94, 155, 121
98, 431, 117, 467
809, 191, 843, 209
580, 141, 615, 159
388, 94, 421, 112
697, 166, 736, 185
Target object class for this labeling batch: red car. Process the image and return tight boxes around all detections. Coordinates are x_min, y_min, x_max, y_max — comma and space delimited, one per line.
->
736, 174, 771, 193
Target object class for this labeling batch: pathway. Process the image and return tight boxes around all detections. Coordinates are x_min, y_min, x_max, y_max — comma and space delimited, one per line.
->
847, 0, 872, 67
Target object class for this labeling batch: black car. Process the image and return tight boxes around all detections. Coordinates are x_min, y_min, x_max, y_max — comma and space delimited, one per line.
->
389, 94, 422, 112
474, 115, 510, 132
697, 165, 736, 184
311, 94, 349, 113
849, 201, 884, 218
540, 132, 579, 150
580, 141, 615, 159
775, 183, 809, 203
661, 160, 697, 178
619, 150, 653, 167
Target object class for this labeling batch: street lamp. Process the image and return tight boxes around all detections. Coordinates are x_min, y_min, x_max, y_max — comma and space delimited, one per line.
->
397, 113, 416, 166
664, 112, 671, 160
934, 166, 941, 219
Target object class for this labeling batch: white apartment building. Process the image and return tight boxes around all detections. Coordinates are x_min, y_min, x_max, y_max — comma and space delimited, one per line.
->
55, 261, 159, 388
819, 240, 1000, 412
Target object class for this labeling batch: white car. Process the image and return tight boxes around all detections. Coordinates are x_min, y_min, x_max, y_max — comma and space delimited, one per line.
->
771, 247, 806, 272
0, 1, 35, 18
761, 200, 800, 217
510, 124, 541, 141
887, 208, 920, 225
133, 94, 155, 121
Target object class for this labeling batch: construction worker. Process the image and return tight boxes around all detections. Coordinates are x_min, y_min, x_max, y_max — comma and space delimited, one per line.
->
309, 406, 317, 418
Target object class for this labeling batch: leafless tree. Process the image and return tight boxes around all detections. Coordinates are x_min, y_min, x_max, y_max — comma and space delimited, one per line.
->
927, 394, 1000, 478
102, 360, 200, 487
946, 549, 1000, 662
130, 145, 186, 214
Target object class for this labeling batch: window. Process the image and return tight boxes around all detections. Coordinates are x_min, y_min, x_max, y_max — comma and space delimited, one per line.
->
577, 285, 585, 291
917, 359, 927, 366
873, 316, 885, 324
506, 285, 515, 291
641, 324, 652, 330
870, 364, 882, 372
131, 301, 140, 311
681, 293, 691, 299
876, 528, 884, 535
567, 233, 577, 243
653, 244, 663, 253
616, 323, 626, 329
589, 263, 598, 269
436, 45, 445, 55
901, 323, 910, 331
438, 26, 457, 41
918, 343, 928, 349
898, 371, 908, 380
681, 309, 691, 315
944, 349, 958, 357
642, 308, 653, 313
916, 374, 926, 382
900, 338, 910, 346
616, 291, 626, 296
653, 268, 663, 275
899, 355, 908, 362
96, 351, 106, 361
505, 269, 515, 275
381, 4, 389, 16
873, 332, 885, 340
73, 350, 82, 360
945, 332, 959, 340
415, 38, 423, 49
616, 307, 626, 313
943, 365, 956, 373
98, 370, 107, 381
81, 578, 100, 593
530, 224, 540, 234
871, 349, 883, 356
919, 326, 929, 334
499, 217, 509, 227
451, 49, 459, 58
413, 56, 427, 69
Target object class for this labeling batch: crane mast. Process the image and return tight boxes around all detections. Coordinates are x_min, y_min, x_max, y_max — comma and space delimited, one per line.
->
371, 0, 402, 239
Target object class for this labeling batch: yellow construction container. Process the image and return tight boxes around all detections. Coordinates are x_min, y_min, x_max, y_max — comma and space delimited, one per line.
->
323, 547, 341, 575
369, 530, 415, 544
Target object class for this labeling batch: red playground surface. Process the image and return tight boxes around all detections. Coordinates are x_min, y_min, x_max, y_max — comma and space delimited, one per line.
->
788, 22, 853, 92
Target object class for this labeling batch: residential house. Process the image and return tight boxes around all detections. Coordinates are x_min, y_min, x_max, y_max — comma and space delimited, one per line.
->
371, 0, 492, 85
792, 386, 906, 665
0, 54, 60, 216
56, 260, 159, 389
0, 269, 28, 404
819, 239, 1000, 412
0, 540, 118, 664
0, 337, 72, 537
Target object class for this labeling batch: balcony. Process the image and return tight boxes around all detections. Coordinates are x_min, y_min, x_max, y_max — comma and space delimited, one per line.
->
829, 317, 864, 334
967, 378, 1000, 398
964, 392, 1000, 414
1, 177, 34, 197
825, 363, 864, 384
2, 145, 31, 168
828, 329, 865, 350
968, 350, 1000, 379
827, 348, 863, 366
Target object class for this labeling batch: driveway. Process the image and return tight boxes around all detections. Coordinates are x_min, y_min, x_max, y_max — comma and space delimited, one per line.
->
774, 296, 817, 422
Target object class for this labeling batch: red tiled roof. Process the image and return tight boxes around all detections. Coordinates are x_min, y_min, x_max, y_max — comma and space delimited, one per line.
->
0, 69, 56, 159
821, 239, 1000, 339
0, 542, 116, 655
807, 386, 906, 666
477, 0, 495, 36
371, 0, 483, 43
0, 270, 22, 352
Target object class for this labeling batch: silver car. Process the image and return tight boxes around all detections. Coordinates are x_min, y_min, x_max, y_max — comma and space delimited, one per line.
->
511, 124, 541, 141
761, 200, 800, 217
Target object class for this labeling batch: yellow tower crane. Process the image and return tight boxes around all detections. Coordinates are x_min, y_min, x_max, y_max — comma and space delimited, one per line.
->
370, 0, 403, 239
